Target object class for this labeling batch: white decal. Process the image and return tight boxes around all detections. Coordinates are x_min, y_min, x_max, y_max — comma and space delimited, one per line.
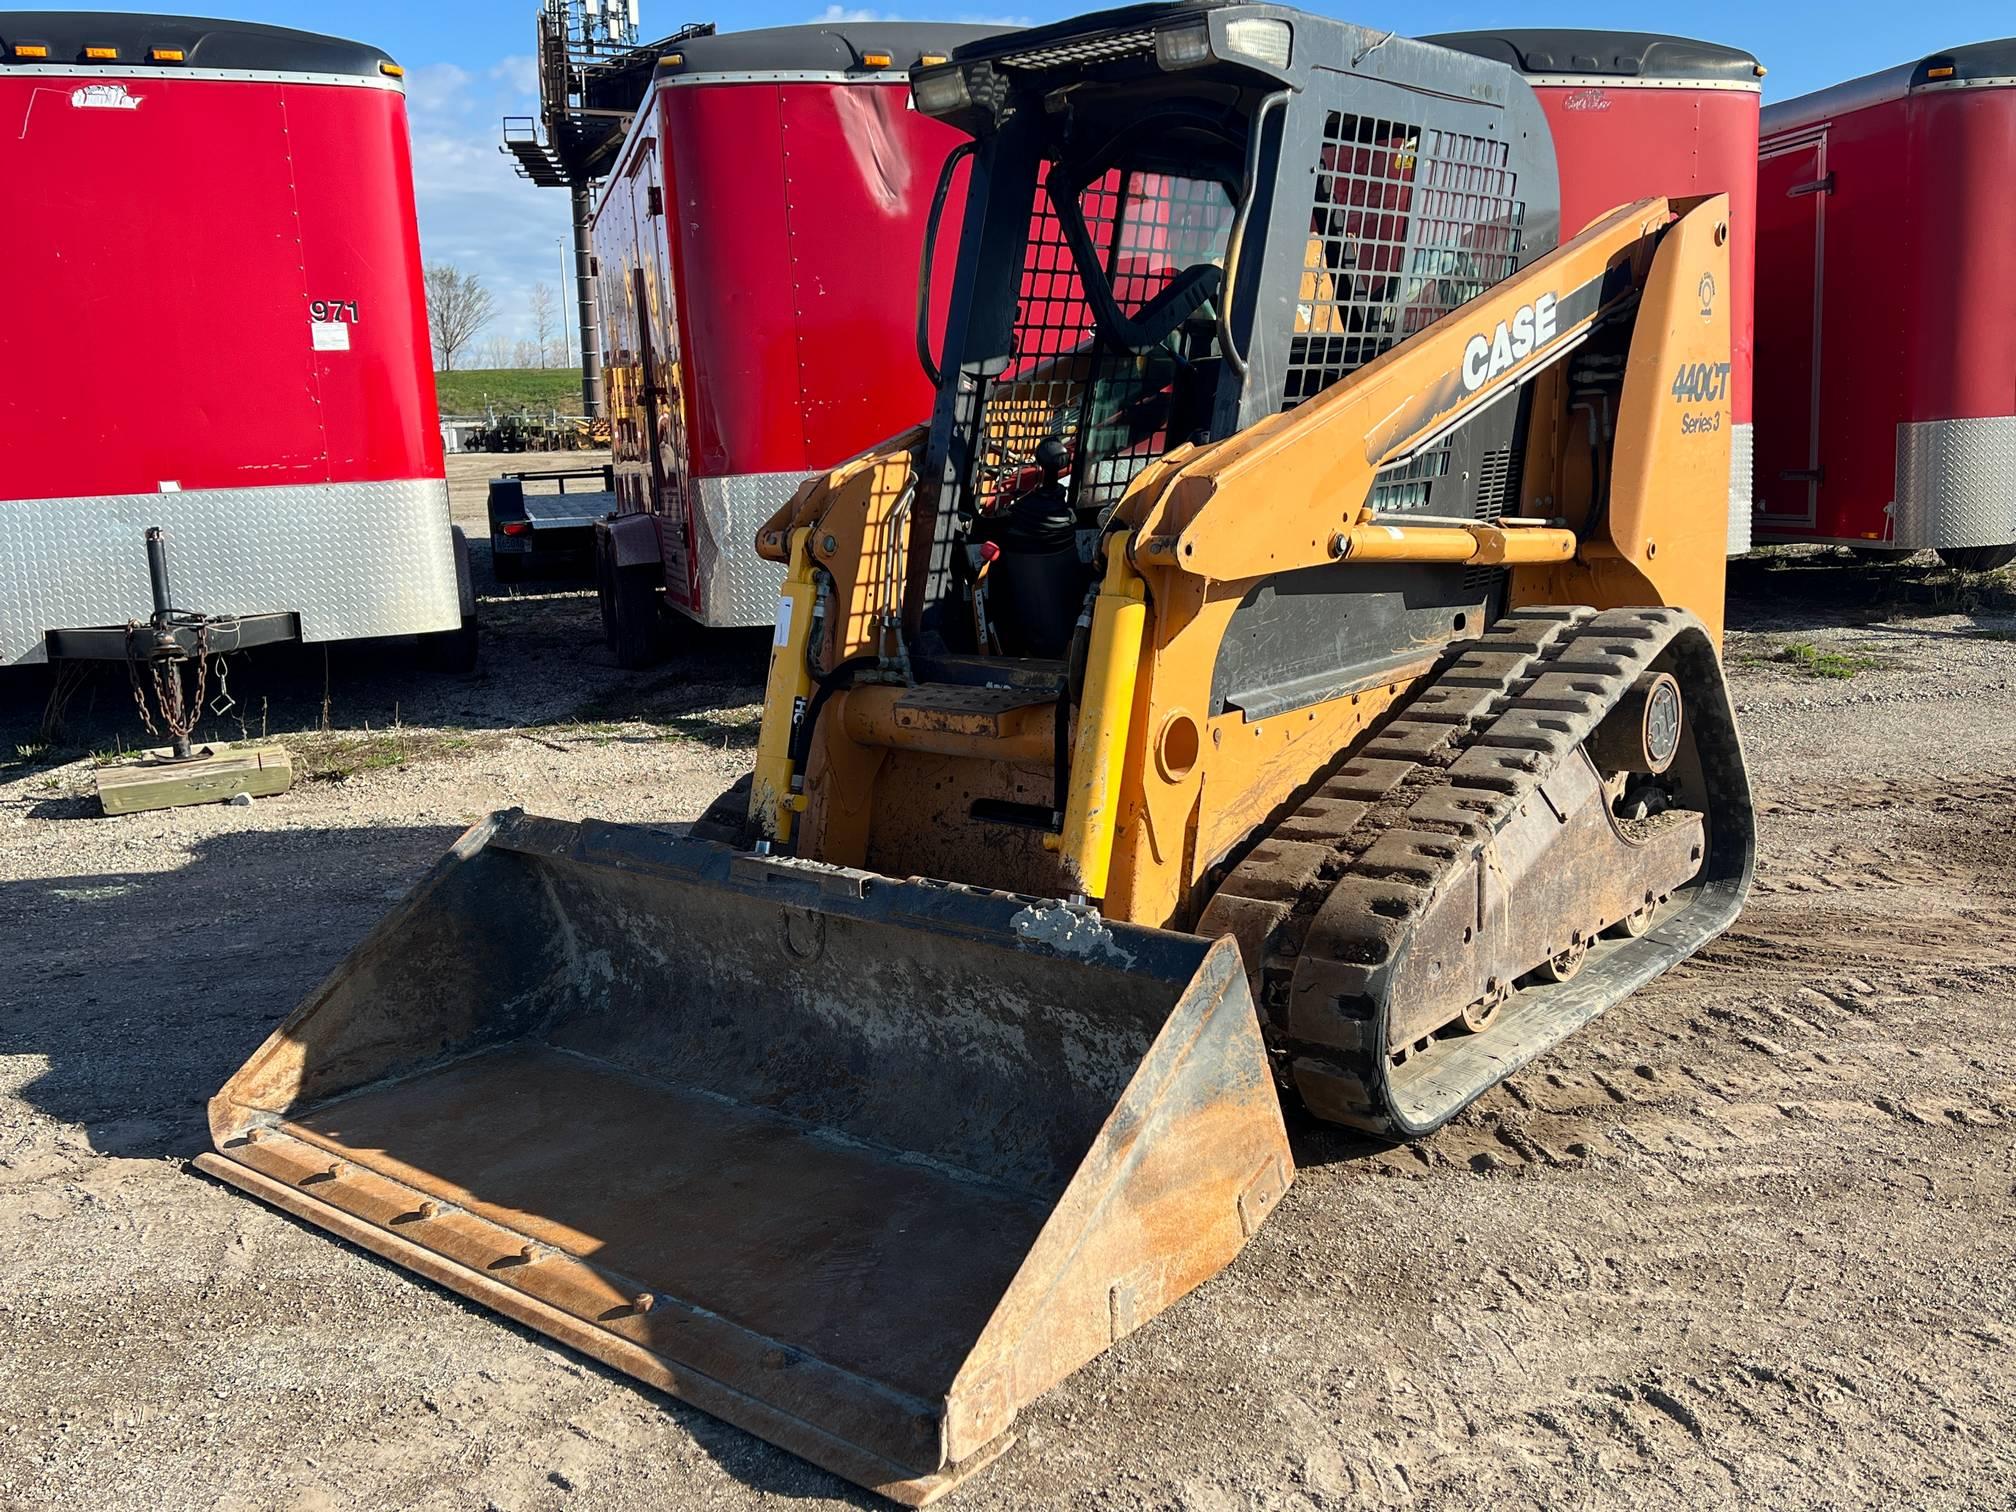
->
1461, 292, 1559, 392
311, 321, 351, 352
71, 83, 141, 112
1561, 88, 1612, 112
773, 595, 794, 647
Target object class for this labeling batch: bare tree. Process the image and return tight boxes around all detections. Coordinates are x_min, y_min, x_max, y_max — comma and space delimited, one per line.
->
513, 338, 538, 368
480, 333, 514, 370
529, 283, 558, 369
425, 263, 495, 372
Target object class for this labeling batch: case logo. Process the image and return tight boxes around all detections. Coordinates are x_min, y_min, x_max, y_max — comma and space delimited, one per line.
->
1461, 293, 1559, 392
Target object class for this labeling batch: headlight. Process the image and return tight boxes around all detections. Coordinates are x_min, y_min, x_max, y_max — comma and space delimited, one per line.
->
1153, 21, 1212, 71
913, 67, 973, 117
1223, 17, 1292, 67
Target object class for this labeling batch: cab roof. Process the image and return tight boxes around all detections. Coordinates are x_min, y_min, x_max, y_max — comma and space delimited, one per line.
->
652, 21, 1009, 80
1423, 29, 1761, 85
0, 11, 395, 76
1762, 37, 2016, 137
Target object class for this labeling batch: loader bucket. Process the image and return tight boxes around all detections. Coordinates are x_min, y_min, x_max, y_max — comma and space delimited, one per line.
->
196, 812, 1291, 1503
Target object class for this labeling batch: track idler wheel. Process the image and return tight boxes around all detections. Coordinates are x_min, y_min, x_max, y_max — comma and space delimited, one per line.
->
1589, 670, 1683, 775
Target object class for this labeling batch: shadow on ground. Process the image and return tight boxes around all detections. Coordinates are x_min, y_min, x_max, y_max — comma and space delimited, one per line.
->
0, 814, 925, 1509
0, 540, 772, 770
1, 822, 462, 1160
1728, 549, 2016, 633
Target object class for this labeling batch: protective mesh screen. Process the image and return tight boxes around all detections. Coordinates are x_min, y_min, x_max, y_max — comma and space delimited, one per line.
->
1284, 113, 1525, 410
971, 169, 1234, 516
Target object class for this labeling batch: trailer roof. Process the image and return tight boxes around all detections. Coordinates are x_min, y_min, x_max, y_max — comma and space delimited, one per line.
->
652, 22, 1010, 81
1423, 29, 1761, 87
1762, 38, 2016, 136
0, 12, 395, 77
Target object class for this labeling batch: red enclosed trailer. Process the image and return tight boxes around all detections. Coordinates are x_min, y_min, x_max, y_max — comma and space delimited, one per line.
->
1752, 41, 2016, 569
0, 12, 472, 668
589, 21, 1002, 660
1425, 29, 1764, 554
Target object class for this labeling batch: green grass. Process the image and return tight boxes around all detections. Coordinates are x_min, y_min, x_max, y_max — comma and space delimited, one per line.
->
1746, 640, 1886, 680
297, 729, 502, 783
436, 367, 585, 416
540, 682, 765, 750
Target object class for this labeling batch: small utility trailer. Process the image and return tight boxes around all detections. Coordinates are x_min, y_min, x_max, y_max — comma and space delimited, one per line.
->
486, 465, 615, 582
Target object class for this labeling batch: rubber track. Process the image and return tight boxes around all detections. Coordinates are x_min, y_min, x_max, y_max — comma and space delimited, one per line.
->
1201, 604, 1744, 1136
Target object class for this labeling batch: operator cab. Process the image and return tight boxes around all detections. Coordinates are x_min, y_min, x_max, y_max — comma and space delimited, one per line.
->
906, 3, 1560, 663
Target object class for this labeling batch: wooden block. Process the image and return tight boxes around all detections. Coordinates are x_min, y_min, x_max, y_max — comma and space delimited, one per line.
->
96, 742, 295, 816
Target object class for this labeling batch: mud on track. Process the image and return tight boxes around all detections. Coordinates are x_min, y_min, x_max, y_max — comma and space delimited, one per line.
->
1, 548, 2012, 1510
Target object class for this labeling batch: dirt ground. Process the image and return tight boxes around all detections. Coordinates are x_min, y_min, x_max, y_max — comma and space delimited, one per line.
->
3, 474, 2012, 1511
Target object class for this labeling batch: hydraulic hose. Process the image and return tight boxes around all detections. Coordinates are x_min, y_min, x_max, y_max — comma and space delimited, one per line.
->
787, 654, 880, 786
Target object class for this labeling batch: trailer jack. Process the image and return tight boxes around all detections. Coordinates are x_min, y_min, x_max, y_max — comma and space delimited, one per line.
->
89, 527, 296, 816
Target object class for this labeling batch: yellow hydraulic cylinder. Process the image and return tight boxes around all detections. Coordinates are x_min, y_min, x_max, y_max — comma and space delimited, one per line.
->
749, 528, 820, 842
1332, 522, 1577, 565
1048, 537, 1147, 900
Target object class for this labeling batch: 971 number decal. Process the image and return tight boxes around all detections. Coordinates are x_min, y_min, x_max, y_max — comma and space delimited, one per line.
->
309, 299, 361, 323
1670, 360, 1730, 404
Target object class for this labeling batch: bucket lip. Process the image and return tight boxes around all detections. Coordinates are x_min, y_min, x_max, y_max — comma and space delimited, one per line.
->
200, 1116, 959, 1468
189, 1149, 1000, 1496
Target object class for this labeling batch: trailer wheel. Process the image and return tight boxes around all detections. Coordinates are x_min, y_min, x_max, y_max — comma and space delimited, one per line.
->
1936, 544, 2016, 573
597, 524, 664, 669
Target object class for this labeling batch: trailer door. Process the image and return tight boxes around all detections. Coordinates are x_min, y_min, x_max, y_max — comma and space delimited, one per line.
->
1754, 133, 1829, 531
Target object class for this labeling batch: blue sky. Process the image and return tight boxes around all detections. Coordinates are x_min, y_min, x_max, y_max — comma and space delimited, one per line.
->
79, 2, 2015, 353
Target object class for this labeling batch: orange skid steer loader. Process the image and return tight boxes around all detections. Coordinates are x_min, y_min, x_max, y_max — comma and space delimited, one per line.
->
198, 4, 1755, 1502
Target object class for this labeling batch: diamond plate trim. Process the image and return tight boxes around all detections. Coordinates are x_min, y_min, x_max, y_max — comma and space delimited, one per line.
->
1726, 422, 1754, 556
3, 478, 460, 666
688, 473, 805, 629
1893, 417, 2016, 550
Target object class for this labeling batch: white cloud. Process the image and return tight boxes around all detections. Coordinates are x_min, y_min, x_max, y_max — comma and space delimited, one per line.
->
404, 62, 475, 117
489, 55, 539, 97
403, 57, 574, 356
809, 6, 1029, 25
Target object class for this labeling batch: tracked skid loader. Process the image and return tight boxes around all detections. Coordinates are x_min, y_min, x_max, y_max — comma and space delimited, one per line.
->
198, 4, 1755, 1501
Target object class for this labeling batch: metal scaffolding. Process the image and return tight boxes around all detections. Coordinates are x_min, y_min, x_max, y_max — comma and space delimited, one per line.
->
500, 2, 713, 417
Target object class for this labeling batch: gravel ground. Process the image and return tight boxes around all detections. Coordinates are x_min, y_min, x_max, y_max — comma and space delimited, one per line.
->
3, 507, 2013, 1511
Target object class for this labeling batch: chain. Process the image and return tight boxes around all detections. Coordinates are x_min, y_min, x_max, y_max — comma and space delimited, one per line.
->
124, 619, 212, 747
124, 623, 160, 740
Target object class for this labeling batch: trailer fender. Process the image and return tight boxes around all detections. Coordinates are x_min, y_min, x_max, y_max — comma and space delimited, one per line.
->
601, 512, 664, 569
